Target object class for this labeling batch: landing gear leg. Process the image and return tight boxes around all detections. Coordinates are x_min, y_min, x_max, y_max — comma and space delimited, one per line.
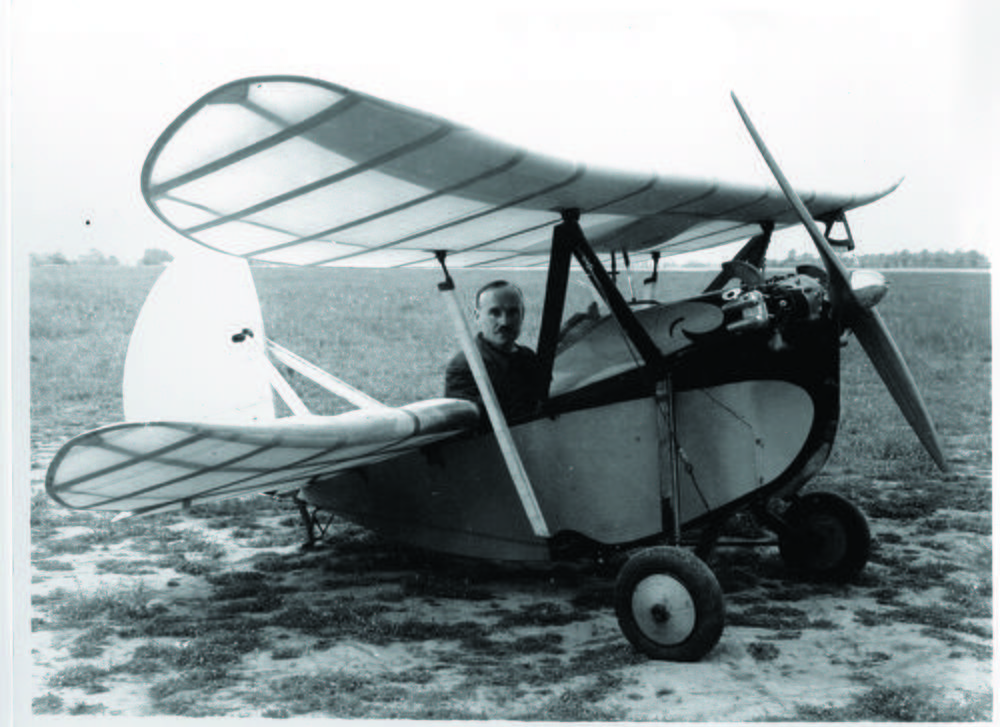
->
296, 499, 317, 549
693, 518, 727, 562
295, 498, 337, 550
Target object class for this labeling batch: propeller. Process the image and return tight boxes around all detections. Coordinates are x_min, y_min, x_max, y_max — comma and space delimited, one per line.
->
731, 93, 947, 471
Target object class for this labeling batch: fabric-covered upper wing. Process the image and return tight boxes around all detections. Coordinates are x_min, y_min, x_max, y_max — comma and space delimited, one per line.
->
142, 76, 897, 268
45, 399, 480, 516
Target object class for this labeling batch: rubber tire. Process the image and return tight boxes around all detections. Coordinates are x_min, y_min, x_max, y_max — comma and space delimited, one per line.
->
778, 491, 871, 582
614, 546, 725, 662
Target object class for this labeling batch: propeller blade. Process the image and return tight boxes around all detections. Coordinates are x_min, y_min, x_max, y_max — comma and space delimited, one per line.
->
731, 92, 948, 471
850, 307, 948, 470
729, 93, 855, 312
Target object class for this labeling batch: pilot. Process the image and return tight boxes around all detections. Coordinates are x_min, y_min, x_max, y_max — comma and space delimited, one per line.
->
445, 280, 545, 422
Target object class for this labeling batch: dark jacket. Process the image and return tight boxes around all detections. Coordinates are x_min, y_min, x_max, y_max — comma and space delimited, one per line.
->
445, 334, 545, 421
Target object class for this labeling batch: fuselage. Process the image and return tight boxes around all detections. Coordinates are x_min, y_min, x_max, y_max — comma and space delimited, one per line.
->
301, 272, 841, 561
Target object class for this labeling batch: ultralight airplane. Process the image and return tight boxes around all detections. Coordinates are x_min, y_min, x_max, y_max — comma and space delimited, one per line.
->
45, 76, 948, 662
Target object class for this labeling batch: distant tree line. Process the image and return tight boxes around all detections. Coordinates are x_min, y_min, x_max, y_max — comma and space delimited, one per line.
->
31, 246, 988, 269
772, 248, 990, 269
30, 248, 175, 266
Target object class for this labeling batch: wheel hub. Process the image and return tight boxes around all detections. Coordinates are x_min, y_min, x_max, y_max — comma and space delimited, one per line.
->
650, 603, 670, 623
631, 574, 696, 646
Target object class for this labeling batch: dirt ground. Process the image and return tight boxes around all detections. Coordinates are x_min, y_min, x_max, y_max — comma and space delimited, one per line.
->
24, 434, 993, 721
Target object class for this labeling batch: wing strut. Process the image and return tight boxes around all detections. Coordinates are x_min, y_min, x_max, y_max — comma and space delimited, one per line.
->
435, 253, 550, 538
266, 339, 389, 410
236, 331, 310, 416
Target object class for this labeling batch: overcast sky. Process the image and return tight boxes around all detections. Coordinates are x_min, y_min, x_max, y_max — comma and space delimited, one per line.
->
9, 0, 997, 263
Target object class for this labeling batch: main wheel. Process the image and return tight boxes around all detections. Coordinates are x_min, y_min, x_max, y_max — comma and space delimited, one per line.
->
614, 546, 725, 662
778, 491, 871, 582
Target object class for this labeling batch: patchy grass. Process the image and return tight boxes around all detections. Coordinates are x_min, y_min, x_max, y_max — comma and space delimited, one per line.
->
95, 558, 159, 575
48, 664, 110, 692
32, 694, 65, 714
516, 673, 630, 721
68, 624, 115, 658
67, 702, 107, 716
789, 683, 993, 722
117, 642, 183, 675
496, 600, 595, 628
37, 580, 162, 627
254, 672, 487, 720
33, 558, 74, 572
747, 641, 781, 662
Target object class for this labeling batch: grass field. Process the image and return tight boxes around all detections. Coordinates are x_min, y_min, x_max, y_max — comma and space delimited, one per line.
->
25, 264, 992, 719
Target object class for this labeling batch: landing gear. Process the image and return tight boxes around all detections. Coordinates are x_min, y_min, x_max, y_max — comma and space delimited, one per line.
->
295, 498, 338, 549
777, 491, 871, 582
614, 546, 725, 662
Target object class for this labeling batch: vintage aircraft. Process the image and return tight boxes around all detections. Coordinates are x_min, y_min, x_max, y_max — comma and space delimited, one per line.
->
45, 76, 947, 661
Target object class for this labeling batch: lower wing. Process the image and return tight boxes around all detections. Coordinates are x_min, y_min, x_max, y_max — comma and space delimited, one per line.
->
45, 399, 479, 517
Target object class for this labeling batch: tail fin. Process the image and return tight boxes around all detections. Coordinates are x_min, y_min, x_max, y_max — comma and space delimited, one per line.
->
123, 248, 275, 423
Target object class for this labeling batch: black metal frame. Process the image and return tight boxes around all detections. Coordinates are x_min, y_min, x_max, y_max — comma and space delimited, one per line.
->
536, 210, 666, 399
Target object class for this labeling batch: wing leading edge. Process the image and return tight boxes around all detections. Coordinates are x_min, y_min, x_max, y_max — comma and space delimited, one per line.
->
142, 76, 898, 269
45, 399, 480, 517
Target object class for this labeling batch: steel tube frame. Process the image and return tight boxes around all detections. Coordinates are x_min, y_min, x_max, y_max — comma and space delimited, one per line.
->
535, 209, 665, 395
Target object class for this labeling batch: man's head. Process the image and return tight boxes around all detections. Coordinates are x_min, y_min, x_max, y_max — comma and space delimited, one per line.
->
475, 280, 525, 351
